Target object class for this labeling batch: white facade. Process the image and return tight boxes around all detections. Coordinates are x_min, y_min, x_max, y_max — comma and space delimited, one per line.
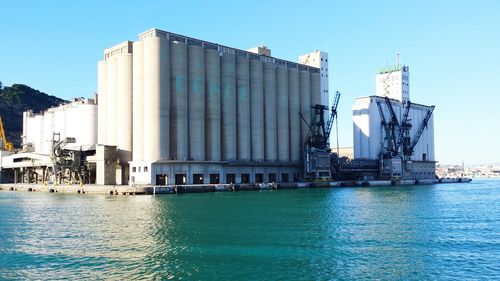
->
375, 65, 410, 104
23, 98, 98, 154
299, 50, 329, 107
97, 41, 133, 162
353, 96, 434, 161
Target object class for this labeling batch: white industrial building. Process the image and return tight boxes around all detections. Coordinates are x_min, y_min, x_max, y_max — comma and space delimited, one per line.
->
353, 64, 436, 180
22, 98, 98, 154
97, 28, 329, 186
0, 98, 102, 185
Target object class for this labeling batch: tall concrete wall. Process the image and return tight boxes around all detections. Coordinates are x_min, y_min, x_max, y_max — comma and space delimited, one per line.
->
132, 41, 144, 161
170, 42, 188, 161
205, 49, 221, 161
264, 62, 277, 161
276, 66, 289, 162
236, 55, 251, 161
299, 70, 311, 153
143, 36, 170, 161
188, 45, 205, 161
221, 53, 237, 161
250, 60, 265, 161
288, 68, 301, 162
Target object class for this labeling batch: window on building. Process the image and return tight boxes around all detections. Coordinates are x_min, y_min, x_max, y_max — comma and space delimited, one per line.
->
132, 167, 136, 173
144, 166, 148, 172
138, 167, 142, 172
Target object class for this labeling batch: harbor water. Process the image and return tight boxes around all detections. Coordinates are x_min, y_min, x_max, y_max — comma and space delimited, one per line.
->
0, 180, 499, 280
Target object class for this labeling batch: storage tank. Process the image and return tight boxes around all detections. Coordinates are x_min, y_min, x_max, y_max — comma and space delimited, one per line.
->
310, 72, 321, 106
105, 58, 117, 146
171, 41, 188, 161
205, 48, 221, 161
221, 53, 237, 161
236, 55, 251, 161
42, 111, 53, 154
250, 59, 264, 161
75, 102, 98, 147
132, 41, 144, 161
188, 45, 205, 161
97, 61, 107, 145
116, 54, 133, 160
264, 62, 277, 161
276, 66, 289, 162
288, 67, 301, 162
143, 36, 170, 161
299, 70, 311, 150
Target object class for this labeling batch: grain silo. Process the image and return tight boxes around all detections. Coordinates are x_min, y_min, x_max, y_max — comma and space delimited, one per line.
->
97, 28, 328, 185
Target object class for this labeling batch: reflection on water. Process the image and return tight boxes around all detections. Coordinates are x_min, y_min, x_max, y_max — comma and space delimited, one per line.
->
0, 181, 499, 280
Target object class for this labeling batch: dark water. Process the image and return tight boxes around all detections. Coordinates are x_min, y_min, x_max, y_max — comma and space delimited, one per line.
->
0, 180, 499, 280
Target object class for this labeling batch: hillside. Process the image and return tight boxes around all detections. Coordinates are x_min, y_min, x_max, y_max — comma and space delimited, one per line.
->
0, 84, 67, 148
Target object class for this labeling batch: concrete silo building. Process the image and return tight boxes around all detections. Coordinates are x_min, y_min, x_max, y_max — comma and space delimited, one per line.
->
97, 28, 327, 185
353, 64, 436, 180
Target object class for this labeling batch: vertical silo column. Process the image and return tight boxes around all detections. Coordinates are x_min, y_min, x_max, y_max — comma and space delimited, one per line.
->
132, 41, 144, 161
97, 60, 107, 145
264, 62, 277, 162
188, 45, 205, 161
116, 53, 133, 160
310, 71, 321, 107
221, 53, 237, 161
171, 41, 188, 161
205, 49, 221, 161
299, 70, 311, 152
143, 36, 170, 161
288, 67, 301, 162
105, 58, 117, 145
276, 66, 289, 162
236, 55, 251, 161
250, 59, 264, 161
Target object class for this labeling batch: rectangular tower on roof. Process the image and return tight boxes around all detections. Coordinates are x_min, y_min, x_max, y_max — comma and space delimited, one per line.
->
375, 64, 410, 104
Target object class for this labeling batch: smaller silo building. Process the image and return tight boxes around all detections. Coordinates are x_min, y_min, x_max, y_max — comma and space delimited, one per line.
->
353, 64, 436, 180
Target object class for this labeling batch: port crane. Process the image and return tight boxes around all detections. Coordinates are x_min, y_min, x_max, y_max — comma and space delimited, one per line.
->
376, 95, 435, 178
0, 115, 14, 152
300, 91, 341, 180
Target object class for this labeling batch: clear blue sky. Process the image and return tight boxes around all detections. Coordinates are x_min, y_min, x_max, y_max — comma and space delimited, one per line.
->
1, 0, 499, 165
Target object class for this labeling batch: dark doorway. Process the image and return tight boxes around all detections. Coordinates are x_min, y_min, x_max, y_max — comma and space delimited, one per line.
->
193, 174, 204, 184
293, 172, 300, 182
209, 174, 220, 184
175, 174, 186, 185
281, 173, 289, 183
156, 174, 167, 185
255, 173, 264, 183
268, 173, 276, 183
226, 173, 236, 184
241, 174, 250, 184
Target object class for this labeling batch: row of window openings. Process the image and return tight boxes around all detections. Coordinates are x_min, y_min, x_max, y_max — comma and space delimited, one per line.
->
155, 173, 301, 185
132, 166, 148, 173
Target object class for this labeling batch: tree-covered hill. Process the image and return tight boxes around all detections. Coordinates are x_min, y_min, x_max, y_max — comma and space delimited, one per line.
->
0, 83, 67, 148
